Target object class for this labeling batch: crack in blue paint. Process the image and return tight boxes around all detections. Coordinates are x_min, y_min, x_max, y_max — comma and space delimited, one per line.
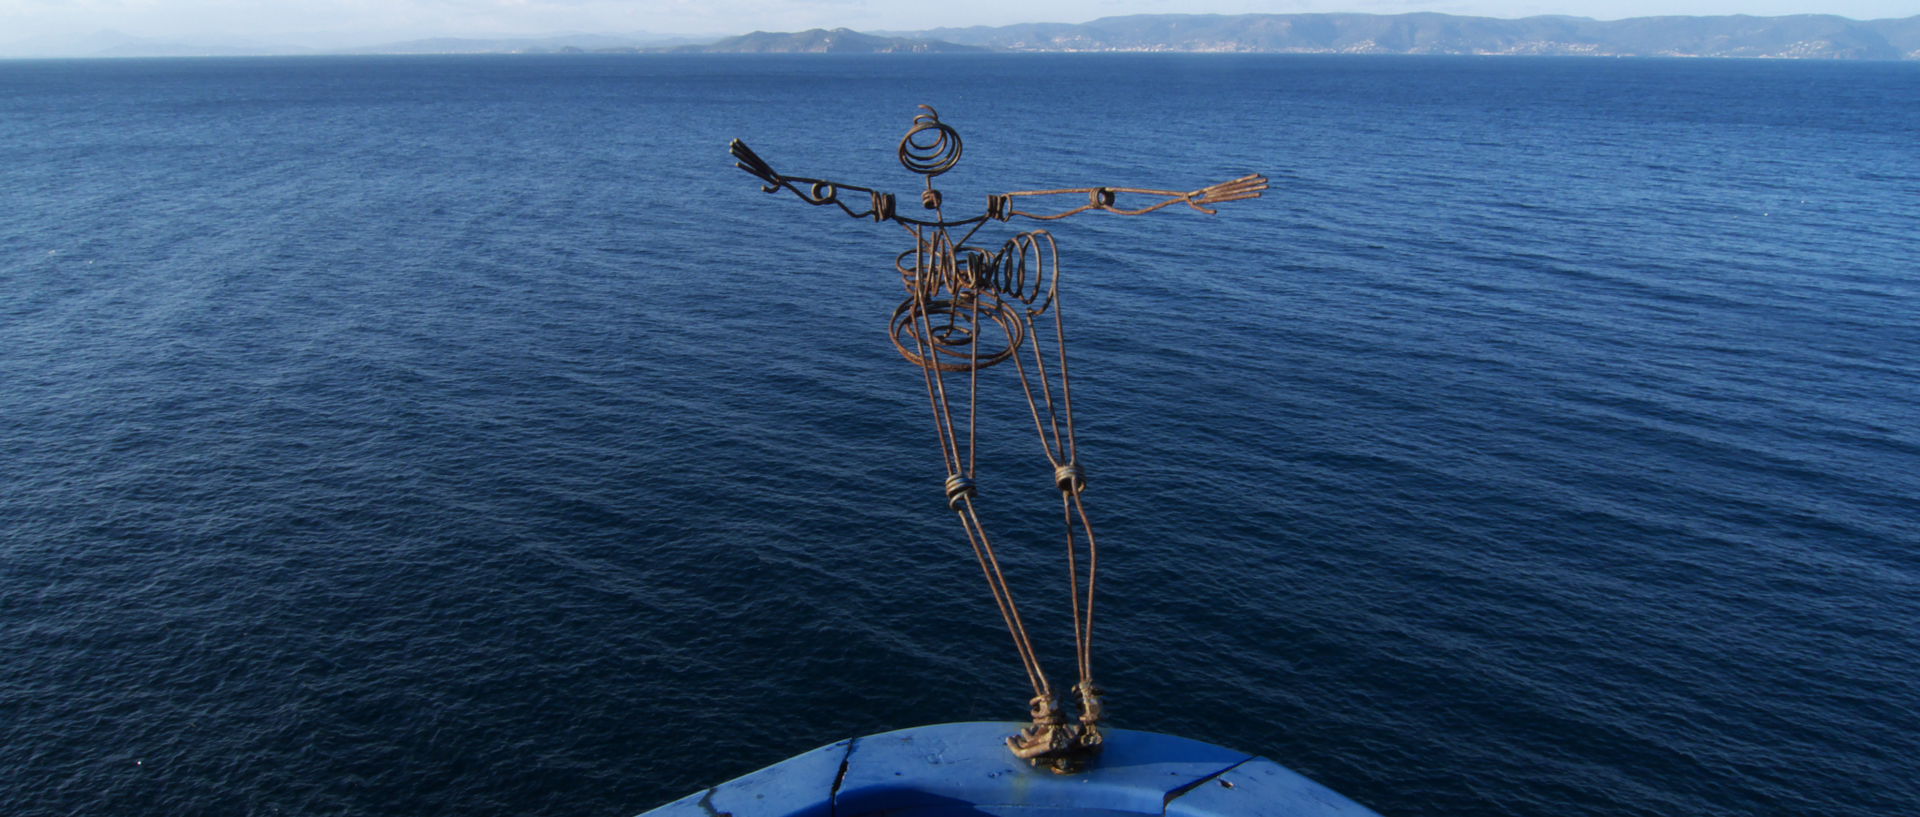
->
827, 736, 858, 817
1161, 756, 1255, 814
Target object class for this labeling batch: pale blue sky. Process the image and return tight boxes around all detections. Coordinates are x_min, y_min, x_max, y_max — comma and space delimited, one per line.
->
3, 0, 1915, 47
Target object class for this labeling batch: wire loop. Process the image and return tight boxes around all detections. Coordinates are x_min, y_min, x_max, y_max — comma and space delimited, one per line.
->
889, 296, 1025, 373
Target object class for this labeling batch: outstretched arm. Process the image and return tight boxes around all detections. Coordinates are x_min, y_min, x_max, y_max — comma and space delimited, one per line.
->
993, 174, 1268, 221
729, 139, 900, 223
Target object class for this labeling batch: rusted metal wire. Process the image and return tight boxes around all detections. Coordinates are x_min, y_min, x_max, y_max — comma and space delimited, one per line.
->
729, 105, 1267, 774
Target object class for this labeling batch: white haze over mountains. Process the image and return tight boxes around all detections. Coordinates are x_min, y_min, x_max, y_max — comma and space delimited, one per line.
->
3, 0, 1919, 57
0, 29, 713, 59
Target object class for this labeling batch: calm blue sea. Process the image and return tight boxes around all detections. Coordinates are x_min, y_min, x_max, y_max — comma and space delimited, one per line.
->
2, 53, 1916, 817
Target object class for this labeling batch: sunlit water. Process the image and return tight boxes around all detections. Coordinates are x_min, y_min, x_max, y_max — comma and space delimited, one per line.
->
3, 54, 1916, 817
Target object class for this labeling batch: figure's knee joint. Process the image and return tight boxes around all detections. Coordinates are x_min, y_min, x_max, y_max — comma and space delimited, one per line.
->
945, 474, 979, 509
1055, 462, 1087, 495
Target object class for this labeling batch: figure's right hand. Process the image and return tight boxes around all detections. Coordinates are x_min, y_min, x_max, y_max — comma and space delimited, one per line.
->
729, 139, 781, 190
725, 140, 900, 223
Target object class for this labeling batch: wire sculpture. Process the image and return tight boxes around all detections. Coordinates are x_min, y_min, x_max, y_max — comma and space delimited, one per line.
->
729, 106, 1267, 772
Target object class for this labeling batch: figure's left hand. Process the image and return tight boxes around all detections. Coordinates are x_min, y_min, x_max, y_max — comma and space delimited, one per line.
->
1186, 174, 1269, 212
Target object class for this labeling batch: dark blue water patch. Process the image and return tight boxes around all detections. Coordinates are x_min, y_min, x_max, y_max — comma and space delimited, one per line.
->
3, 53, 1919, 817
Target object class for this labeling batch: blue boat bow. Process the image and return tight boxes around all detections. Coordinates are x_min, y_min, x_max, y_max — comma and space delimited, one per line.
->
640, 721, 1383, 817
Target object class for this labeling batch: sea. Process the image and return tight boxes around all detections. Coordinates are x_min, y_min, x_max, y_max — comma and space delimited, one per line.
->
2, 53, 1916, 817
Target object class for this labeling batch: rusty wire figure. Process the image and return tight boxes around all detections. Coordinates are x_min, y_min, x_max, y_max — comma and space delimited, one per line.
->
729, 106, 1266, 772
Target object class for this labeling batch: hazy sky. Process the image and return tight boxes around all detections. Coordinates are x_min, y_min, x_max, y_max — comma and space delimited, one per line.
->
3, 0, 1915, 45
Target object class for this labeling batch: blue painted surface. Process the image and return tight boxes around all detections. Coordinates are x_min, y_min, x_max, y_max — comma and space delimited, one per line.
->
1164, 759, 1385, 817
638, 723, 1384, 817
644, 737, 848, 817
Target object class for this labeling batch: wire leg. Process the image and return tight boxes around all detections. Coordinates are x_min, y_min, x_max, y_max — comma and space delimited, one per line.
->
1008, 278, 1105, 757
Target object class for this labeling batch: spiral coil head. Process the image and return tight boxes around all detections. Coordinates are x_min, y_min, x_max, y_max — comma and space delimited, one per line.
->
899, 105, 963, 177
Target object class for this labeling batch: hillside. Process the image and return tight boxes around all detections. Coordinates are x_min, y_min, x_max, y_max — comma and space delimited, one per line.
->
902, 13, 1920, 59
665, 28, 984, 54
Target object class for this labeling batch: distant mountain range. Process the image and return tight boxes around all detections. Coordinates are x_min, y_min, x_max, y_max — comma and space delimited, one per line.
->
0, 29, 291, 58
890, 13, 1920, 59
656, 28, 985, 54
0, 30, 702, 59
4, 14, 1918, 60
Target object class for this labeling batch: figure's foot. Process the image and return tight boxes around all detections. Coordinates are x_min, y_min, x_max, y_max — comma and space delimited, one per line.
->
1007, 694, 1103, 774
1007, 722, 1102, 774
